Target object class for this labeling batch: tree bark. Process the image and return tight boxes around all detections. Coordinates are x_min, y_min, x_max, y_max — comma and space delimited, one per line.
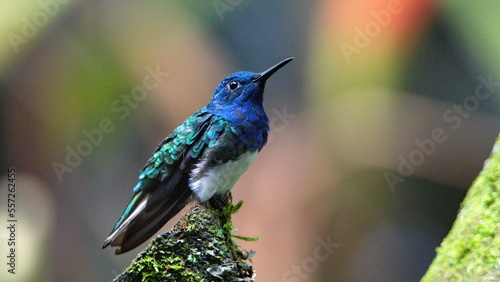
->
422, 134, 500, 280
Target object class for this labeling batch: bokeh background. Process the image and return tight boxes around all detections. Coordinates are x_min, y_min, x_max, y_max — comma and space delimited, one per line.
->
1, 0, 500, 281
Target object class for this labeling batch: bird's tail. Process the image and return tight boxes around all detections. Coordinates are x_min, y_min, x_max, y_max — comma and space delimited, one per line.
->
102, 170, 192, 254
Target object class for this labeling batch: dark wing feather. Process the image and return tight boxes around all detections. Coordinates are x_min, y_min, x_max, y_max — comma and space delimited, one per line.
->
102, 109, 223, 254
112, 166, 192, 254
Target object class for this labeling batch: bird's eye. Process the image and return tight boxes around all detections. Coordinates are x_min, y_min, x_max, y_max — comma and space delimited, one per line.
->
227, 81, 240, 91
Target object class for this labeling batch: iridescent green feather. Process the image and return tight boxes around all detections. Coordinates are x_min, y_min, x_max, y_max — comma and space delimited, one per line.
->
110, 109, 231, 233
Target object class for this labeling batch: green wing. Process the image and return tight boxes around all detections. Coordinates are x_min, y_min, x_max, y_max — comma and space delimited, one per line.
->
102, 109, 230, 254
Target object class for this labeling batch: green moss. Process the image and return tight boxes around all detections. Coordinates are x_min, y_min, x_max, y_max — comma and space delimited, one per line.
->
422, 138, 500, 281
114, 193, 255, 282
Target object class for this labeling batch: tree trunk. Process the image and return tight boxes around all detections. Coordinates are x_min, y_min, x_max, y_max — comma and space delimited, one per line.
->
422, 134, 500, 280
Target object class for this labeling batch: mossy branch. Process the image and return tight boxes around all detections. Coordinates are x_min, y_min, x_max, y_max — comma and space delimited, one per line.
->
113, 193, 256, 282
422, 134, 500, 280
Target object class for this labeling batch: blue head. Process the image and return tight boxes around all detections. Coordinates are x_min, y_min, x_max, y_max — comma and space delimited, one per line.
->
206, 57, 293, 121
206, 57, 293, 150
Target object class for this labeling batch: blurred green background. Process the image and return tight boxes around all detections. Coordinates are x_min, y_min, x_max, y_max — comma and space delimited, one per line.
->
1, 0, 499, 281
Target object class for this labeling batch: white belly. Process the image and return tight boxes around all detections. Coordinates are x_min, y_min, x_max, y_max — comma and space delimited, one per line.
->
189, 151, 258, 202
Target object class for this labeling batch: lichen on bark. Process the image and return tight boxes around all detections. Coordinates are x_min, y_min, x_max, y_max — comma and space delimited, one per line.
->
114, 193, 256, 282
422, 135, 500, 280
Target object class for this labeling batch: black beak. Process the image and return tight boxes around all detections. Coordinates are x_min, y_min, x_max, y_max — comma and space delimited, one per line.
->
253, 57, 294, 83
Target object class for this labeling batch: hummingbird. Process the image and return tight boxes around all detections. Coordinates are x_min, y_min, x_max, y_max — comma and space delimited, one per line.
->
102, 57, 294, 254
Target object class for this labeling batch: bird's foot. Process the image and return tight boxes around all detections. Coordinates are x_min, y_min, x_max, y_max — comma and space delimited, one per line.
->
208, 192, 232, 210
